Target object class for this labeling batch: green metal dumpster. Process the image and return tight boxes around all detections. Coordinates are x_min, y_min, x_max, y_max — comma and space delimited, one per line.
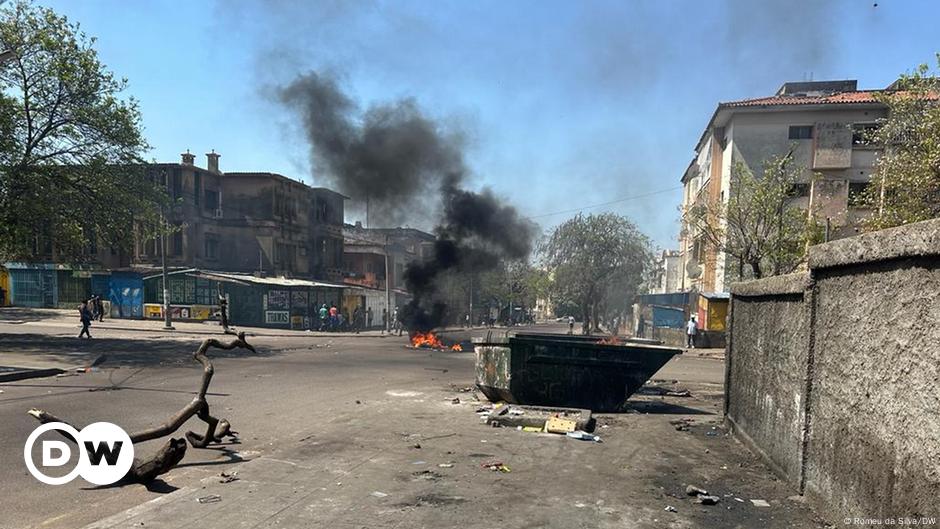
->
475, 332, 682, 412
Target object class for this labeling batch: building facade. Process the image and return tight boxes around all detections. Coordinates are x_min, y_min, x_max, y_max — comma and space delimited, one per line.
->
679, 80, 888, 293
134, 152, 347, 282
648, 249, 681, 294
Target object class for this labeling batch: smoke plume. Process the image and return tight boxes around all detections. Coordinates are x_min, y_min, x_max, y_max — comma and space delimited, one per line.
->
278, 72, 466, 227
277, 71, 536, 331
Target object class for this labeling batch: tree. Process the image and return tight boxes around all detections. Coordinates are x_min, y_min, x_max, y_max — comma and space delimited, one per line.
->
685, 154, 820, 280
466, 259, 549, 324
540, 213, 651, 334
860, 55, 940, 230
0, 1, 164, 261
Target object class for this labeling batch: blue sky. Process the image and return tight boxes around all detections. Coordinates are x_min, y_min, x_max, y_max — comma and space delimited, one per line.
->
40, 0, 940, 247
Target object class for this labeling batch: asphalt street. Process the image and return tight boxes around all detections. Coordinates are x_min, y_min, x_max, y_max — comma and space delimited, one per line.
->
0, 318, 820, 529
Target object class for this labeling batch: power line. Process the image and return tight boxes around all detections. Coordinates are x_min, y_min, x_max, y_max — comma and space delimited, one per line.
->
525, 186, 683, 220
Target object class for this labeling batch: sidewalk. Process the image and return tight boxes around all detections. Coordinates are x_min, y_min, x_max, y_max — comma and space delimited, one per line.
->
0, 307, 395, 338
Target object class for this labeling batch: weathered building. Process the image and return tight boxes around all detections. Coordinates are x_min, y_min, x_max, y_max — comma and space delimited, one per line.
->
679, 80, 889, 293
134, 152, 347, 282
648, 249, 681, 294
342, 222, 434, 291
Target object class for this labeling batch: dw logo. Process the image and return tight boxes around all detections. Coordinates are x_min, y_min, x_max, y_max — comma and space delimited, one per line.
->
24, 422, 134, 485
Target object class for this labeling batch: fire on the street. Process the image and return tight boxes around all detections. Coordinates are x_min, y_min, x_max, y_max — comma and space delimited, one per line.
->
596, 336, 625, 345
411, 331, 462, 351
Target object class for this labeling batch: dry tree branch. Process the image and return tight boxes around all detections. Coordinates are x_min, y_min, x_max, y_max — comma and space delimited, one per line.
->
26, 332, 255, 483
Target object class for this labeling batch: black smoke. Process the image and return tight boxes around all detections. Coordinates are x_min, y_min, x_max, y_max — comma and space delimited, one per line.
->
277, 72, 466, 227
277, 71, 536, 332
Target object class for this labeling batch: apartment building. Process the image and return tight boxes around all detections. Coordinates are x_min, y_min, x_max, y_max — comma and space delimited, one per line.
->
678, 80, 889, 293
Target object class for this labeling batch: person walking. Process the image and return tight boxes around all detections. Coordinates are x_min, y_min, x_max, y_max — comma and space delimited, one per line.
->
78, 300, 93, 339
94, 295, 105, 322
318, 303, 328, 331
381, 308, 388, 335
353, 306, 362, 334
686, 315, 698, 349
393, 306, 403, 336
329, 303, 338, 331
366, 306, 374, 330
567, 315, 575, 335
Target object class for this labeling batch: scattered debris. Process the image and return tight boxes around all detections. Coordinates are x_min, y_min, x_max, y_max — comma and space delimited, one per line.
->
545, 416, 577, 434
697, 495, 721, 505
670, 418, 694, 431
355, 400, 361, 404
412, 460, 426, 465
750, 499, 771, 507
438, 463, 454, 468
219, 471, 239, 483
370, 491, 389, 498
197, 494, 222, 504
686, 485, 708, 496
451, 397, 460, 404
412, 443, 422, 449
481, 462, 511, 473
566, 430, 602, 442
664, 505, 677, 512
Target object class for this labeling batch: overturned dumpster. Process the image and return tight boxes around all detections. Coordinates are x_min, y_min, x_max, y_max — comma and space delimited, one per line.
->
475, 332, 682, 412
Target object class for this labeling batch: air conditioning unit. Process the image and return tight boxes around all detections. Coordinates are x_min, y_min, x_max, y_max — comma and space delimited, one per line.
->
213, 209, 223, 218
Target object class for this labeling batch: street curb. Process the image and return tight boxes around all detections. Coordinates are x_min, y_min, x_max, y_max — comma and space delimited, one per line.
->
0, 367, 65, 383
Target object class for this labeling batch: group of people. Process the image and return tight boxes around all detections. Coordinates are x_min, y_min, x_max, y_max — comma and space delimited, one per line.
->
77, 295, 105, 339
314, 303, 404, 335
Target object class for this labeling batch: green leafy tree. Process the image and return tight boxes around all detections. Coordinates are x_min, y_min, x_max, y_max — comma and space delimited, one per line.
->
540, 213, 651, 334
860, 55, 940, 230
0, 0, 164, 261
472, 259, 549, 322
685, 154, 820, 279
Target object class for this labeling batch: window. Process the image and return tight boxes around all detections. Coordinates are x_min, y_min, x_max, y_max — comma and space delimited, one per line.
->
852, 123, 880, 146
172, 169, 182, 198
204, 237, 219, 260
171, 228, 183, 256
788, 125, 813, 140
205, 189, 219, 211
848, 182, 870, 206
788, 183, 811, 198
194, 172, 201, 205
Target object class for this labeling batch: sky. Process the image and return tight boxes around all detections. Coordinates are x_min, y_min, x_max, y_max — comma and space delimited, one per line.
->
38, 0, 940, 247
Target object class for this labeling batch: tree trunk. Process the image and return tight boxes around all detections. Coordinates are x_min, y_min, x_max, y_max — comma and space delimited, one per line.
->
750, 261, 763, 279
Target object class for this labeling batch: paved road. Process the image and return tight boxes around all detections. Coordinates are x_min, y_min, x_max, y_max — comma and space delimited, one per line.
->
0, 319, 820, 529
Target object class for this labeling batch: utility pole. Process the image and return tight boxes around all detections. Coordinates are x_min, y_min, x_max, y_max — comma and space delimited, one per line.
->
507, 265, 512, 327
384, 234, 391, 332
160, 208, 174, 330
468, 266, 473, 327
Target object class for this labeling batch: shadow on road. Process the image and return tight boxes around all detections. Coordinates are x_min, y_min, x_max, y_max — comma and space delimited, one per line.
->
0, 333, 272, 368
0, 307, 67, 322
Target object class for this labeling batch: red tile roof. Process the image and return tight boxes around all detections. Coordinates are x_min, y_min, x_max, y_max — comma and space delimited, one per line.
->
721, 89, 940, 108
720, 90, 886, 108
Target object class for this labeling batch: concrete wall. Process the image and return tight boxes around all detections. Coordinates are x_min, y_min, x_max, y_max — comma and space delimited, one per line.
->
727, 272, 812, 486
726, 218, 940, 520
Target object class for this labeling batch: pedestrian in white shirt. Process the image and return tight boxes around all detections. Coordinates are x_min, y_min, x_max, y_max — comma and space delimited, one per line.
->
686, 316, 698, 348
